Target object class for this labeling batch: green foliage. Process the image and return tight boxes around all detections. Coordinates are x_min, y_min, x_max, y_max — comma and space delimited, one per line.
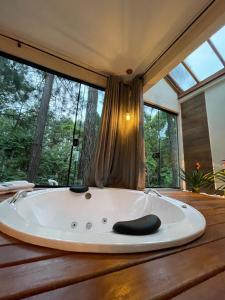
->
0, 56, 103, 185
180, 168, 214, 193
144, 106, 179, 188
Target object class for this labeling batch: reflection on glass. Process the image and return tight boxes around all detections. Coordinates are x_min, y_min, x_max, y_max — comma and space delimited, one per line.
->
169, 64, 196, 91
144, 105, 179, 188
210, 25, 225, 61
184, 42, 223, 81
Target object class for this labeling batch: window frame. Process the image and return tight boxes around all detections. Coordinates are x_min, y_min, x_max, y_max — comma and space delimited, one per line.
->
166, 33, 225, 98
0, 50, 105, 92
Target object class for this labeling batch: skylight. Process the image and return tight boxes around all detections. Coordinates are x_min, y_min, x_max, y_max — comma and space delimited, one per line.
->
167, 25, 225, 94
210, 26, 225, 61
169, 64, 197, 91
184, 42, 224, 81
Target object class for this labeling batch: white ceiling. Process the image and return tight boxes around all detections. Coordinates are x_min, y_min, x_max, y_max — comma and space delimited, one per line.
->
0, 0, 211, 77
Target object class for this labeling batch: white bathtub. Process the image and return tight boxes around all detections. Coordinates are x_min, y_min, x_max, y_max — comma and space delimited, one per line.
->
0, 188, 206, 253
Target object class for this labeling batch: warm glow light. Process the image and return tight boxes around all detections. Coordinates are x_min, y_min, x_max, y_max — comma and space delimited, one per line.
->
126, 113, 131, 121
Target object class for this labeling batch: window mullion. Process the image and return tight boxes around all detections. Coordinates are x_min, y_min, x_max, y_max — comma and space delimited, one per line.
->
165, 75, 183, 94
181, 61, 199, 83
208, 39, 225, 67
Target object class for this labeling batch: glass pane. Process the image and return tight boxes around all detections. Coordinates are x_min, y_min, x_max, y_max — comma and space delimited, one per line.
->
210, 25, 225, 61
144, 106, 159, 187
144, 105, 179, 188
0, 57, 42, 181
184, 41, 224, 81
169, 63, 197, 91
0, 55, 104, 185
159, 111, 179, 187
36, 75, 80, 186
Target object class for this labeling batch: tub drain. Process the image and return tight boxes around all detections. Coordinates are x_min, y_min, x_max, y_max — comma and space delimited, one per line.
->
86, 222, 92, 230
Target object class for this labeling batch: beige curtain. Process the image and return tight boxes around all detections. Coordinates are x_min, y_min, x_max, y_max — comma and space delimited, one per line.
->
89, 75, 145, 190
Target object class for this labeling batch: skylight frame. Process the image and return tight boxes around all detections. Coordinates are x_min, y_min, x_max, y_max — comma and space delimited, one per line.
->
166, 25, 225, 98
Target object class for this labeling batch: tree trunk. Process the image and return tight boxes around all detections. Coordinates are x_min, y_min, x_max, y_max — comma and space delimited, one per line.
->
78, 87, 98, 184
167, 114, 179, 187
27, 73, 54, 182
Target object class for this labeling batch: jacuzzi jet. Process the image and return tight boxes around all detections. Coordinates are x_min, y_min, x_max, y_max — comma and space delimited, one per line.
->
86, 222, 92, 230
85, 193, 92, 200
71, 221, 78, 229
102, 218, 107, 224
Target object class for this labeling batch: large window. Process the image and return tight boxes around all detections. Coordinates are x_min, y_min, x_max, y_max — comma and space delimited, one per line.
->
0, 55, 104, 185
144, 105, 179, 188
167, 25, 225, 94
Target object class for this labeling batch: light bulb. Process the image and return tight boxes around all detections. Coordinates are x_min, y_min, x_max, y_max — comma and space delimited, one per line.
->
126, 113, 131, 121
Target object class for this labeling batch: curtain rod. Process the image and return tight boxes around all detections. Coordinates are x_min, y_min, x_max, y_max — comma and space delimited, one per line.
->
0, 33, 109, 79
143, 0, 216, 76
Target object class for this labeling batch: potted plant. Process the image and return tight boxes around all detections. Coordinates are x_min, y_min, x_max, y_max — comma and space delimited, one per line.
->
180, 163, 214, 193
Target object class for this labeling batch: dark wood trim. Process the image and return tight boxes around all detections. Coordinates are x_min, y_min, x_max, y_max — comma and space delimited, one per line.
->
181, 61, 199, 83
181, 93, 214, 194
178, 68, 225, 99
165, 75, 184, 94
164, 76, 183, 94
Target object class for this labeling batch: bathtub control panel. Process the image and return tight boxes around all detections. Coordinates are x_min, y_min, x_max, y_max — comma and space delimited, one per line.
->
70, 218, 108, 230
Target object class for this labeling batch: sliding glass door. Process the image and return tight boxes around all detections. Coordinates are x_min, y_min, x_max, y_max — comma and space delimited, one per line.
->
0, 55, 104, 186
144, 104, 179, 188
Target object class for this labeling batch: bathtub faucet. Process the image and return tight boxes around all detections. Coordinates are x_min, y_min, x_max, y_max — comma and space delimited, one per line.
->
9, 190, 27, 204
144, 188, 162, 197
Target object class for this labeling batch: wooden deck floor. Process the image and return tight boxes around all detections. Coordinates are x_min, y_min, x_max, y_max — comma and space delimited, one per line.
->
1, 190, 225, 299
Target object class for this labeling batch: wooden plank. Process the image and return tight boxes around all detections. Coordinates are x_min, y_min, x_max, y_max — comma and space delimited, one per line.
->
1, 191, 225, 299
205, 213, 225, 225
181, 91, 214, 179
161, 191, 225, 203
0, 232, 19, 247
0, 244, 66, 268
1, 222, 225, 299
194, 207, 225, 216
0, 218, 224, 270
172, 270, 225, 300
26, 238, 225, 300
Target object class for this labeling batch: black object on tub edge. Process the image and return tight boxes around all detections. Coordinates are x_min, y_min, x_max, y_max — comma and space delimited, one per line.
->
113, 215, 161, 235
70, 185, 89, 193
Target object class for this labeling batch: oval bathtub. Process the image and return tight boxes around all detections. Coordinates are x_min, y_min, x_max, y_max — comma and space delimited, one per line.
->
0, 188, 206, 253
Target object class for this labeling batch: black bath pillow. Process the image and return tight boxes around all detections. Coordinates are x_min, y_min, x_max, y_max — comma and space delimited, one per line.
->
69, 185, 89, 193
113, 214, 161, 235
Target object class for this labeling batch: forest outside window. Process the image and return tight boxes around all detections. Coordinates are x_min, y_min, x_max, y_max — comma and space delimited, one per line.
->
144, 104, 179, 188
0, 55, 104, 186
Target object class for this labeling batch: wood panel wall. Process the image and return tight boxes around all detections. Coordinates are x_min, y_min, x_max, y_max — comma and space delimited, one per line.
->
181, 93, 213, 174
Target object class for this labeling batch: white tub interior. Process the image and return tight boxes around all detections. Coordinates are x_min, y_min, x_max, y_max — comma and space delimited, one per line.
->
0, 187, 206, 253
